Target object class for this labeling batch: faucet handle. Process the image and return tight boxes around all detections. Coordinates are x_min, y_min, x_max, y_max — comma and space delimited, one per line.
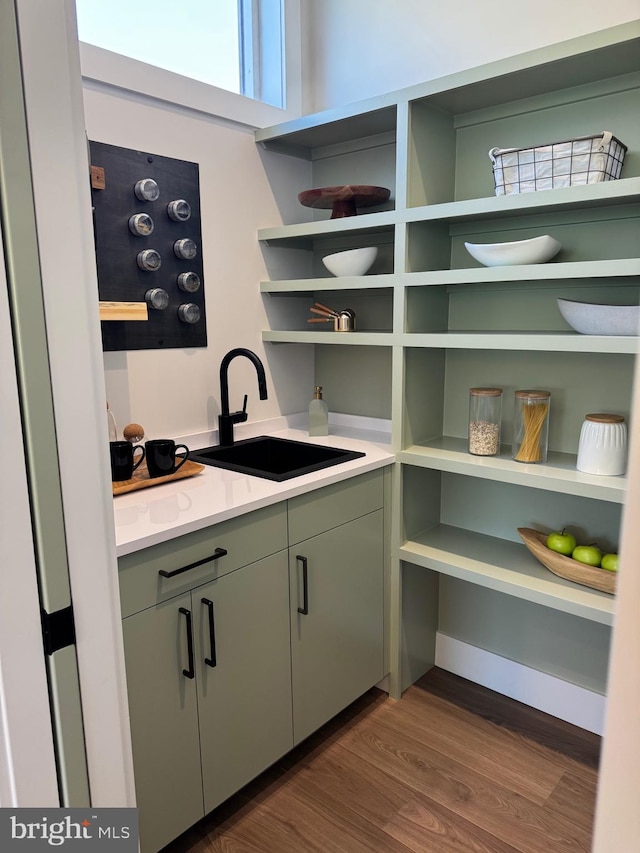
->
242, 394, 248, 414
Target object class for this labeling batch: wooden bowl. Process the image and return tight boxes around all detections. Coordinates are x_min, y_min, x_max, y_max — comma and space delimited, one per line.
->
517, 527, 616, 595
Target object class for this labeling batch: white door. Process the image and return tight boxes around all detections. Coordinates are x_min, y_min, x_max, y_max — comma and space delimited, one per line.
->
0, 213, 60, 807
0, 0, 136, 806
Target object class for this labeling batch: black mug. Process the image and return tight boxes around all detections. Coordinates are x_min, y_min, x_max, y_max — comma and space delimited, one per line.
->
110, 441, 145, 482
145, 439, 190, 478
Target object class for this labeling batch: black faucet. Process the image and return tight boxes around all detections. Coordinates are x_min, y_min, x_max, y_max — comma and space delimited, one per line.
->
218, 348, 268, 446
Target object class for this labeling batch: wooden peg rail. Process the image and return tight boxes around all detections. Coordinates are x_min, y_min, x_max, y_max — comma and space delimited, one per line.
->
99, 301, 148, 322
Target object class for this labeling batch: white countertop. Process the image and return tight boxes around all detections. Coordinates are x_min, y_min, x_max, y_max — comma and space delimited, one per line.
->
113, 423, 394, 557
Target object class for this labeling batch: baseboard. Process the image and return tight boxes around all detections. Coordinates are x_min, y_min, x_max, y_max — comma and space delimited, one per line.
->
435, 632, 606, 735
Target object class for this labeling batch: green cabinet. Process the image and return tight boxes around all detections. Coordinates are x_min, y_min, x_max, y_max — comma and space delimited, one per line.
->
122, 592, 203, 853
290, 509, 384, 743
194, 552, 293, 814
119, 470, 387, 851
288, 469, 385, 743
119, 504, 291, 853
122, 553, 292, 853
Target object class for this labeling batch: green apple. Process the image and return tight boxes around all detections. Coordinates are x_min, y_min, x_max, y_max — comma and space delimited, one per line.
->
601, 553, 619, 572
546, 529, 577, 556
572, 545, 602, 567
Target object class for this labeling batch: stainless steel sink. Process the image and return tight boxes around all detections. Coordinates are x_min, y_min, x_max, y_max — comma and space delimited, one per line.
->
189, 435, 365, 481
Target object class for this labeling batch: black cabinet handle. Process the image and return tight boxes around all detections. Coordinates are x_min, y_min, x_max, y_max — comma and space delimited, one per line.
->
159, 548, 227, 578
296, 555, 309, 615
201, 598, 217, 667
178, 607, 195, 679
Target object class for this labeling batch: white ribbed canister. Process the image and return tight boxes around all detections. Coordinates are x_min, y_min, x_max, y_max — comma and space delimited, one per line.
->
576, 413, 627, 476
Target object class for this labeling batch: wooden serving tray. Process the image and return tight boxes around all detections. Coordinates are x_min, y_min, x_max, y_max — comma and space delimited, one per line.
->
112, 459, 205, 496
518, 527, 616, 595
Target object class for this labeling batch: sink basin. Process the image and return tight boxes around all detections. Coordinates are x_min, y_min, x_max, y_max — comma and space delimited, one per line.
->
189, 435, 365, 481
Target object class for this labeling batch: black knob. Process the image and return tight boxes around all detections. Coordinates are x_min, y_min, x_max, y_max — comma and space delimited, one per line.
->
167, 199, 192, 222
137, 249, 162, 271
174, 238, 197, 260
134, 178, 160, 202
177, 272, 201, 293
178, 303, 200, 324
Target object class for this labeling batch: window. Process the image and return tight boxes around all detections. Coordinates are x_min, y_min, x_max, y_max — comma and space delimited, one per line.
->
75, 0, 286, 109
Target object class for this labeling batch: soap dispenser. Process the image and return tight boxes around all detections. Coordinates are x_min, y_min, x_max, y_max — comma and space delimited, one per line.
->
308, 386, 329, 436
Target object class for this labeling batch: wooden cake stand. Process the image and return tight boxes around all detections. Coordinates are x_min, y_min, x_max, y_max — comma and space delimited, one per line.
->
298, 185, 390, 218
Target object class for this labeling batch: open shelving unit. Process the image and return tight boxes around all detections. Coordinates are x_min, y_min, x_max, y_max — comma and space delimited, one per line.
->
256, 21, 640, 714
397, 524, 615, 626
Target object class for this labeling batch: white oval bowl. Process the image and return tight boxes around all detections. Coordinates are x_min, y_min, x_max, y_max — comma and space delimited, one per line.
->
464, 235, 561, 267
322, 246, 378, 277
557, 299, 640, 336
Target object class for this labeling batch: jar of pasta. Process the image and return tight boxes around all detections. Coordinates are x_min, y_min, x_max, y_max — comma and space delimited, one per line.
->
512, 390, 550, 463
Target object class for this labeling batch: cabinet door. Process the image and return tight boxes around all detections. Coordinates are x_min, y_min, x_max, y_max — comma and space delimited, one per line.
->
290, 509, 384, 744
195, 551, 293, 814
122, 593, 204, 853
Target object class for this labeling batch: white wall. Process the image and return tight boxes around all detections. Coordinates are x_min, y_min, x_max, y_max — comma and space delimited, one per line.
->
82, 84, 314, 441
302, 0, 640, 111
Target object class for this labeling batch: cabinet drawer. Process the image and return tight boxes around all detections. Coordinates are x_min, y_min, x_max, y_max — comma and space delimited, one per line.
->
119, 503, 287, 617
288, 469, 384, 545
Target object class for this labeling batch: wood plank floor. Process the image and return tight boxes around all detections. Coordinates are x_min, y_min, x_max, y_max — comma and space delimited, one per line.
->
163, 668, 600, 853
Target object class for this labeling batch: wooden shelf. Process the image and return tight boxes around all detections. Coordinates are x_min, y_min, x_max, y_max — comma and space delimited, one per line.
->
397, 524, 615, 625
257, 181, 640, 248
399, 438, 626, 503
407, 258, 640, 286
403, 331, 638, 353
404, 178, 640, 223
258, 212, 396, 246
260, 274, 395, 294
262, 330, 395, 346
261, 259, 639, 294
262, 324, 637, 356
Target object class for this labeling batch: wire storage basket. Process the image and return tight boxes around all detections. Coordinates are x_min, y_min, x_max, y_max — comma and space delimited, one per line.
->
489, 131, 627, 196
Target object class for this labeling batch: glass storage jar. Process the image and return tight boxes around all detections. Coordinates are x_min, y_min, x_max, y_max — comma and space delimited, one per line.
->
468, 387, 502, 456
513, 390, 550, 463
576, 413, 627, 475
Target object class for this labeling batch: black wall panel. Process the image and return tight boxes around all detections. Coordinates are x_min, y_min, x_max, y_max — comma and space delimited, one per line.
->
90, 141, 207, 351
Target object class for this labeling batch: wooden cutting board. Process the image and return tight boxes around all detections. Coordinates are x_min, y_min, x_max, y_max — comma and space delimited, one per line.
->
112, 459, 204, 496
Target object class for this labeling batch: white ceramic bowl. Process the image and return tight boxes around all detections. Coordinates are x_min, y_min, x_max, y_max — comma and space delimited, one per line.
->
464, 235, 561, 267
322, 246, 378, 277
557, 299, 640, 336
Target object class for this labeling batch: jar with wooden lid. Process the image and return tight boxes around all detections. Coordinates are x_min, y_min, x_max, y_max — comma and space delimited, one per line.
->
576, 413, 627, 476
468, 388, 502, 456
512, 390, 550, 463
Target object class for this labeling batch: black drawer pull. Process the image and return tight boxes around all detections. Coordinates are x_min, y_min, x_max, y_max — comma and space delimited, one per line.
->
178, 607, 195, 679
201, 597, 217, 667
296, 555, 309, 615
159, 548, 228, 578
